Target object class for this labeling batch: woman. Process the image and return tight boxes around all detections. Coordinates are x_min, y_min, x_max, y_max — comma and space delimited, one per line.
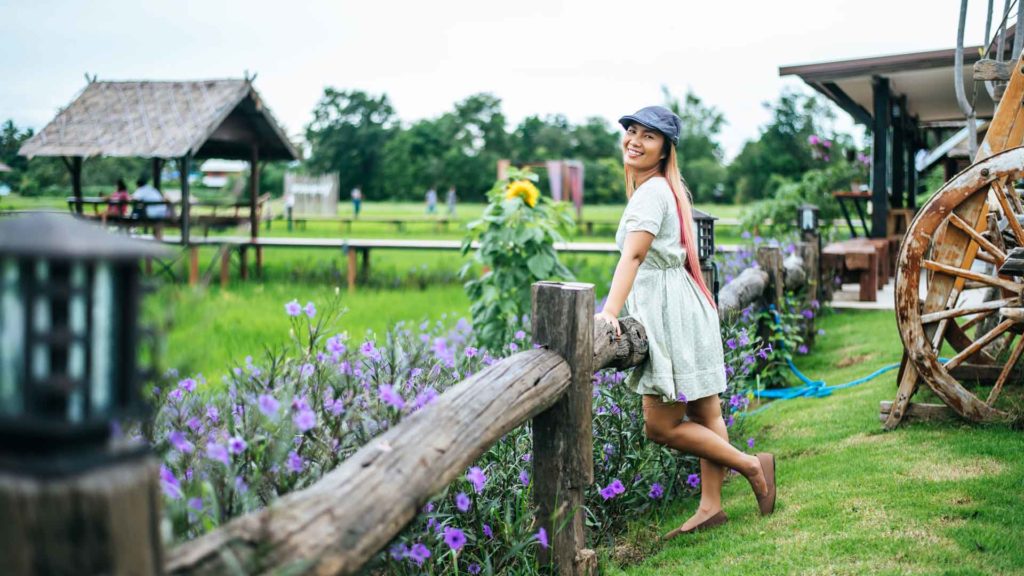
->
595, 106, 776, 539
106, 178, 131, 217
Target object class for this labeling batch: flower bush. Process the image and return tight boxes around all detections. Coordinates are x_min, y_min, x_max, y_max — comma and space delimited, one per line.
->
142, 295, 775, 574
461, 168, 576, 350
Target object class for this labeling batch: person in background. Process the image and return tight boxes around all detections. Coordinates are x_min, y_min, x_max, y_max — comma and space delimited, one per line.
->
351, 186, 363, 218
446, 186, 457, 216
425, 187, 438, 215
131, 177, 168, 220
106, 178, 131, 217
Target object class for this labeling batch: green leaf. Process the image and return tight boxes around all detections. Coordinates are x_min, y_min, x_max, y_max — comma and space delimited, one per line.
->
526, 252, 555, 279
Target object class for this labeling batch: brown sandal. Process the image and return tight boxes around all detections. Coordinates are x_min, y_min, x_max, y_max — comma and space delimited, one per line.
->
755, 453, 777, 516
660, 510, 728, 541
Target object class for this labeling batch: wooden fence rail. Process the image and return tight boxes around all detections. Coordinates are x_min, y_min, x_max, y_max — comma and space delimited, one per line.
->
1, 237, 818, 576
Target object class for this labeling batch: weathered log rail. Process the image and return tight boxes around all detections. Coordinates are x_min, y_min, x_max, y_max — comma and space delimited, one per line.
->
0, 230, 820, 576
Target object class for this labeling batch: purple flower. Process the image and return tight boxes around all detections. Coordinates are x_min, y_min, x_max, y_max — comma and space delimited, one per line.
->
258, 394, 280, 418
378, 384, 405, 410
206, 443, 230, 466
412, 387, 438, 411
159, 465, 182, 500
293, 409, 316, 432
519, 469, 530, 487
610, 479, 625, 495
687, 473, 701, 489
467, 466, 487, 493
726, 415, 735, 427
738, 332, 751, 346
407, 543, 431, 566
603, 443, 615, 458
600, 485, 617, 501
726, 338, 737, 350
747, 437, 756, 449
389, 544, 408, 561
818, 328, 826, 336
802, 309, 814, 319
536, 527, 549, 549
482, 523, 494, 539
228, 436, 247, 454
514, 330, 526, 340
234, 475, 248, 494
168, 388, 183, 403
188, 497, 203, 512
468, 563, 481, 574
649, 483, 664, 499
797, 344, 809, 355
168, 430, 194, 454
178, 377, 196, 392
757, 343, 773, 360
205, 405, 219, 423
286, 451, 304, 474
676, 392, 688, 403
327, 398, 345, 416
508, 342, 519, 352
360, 341, 381, 362
304, 302, 316, 318
300, 363, 315, 379
455, 492, 471, 512
522, 453, 532, 462
326, 335, 346, 354
285, 299, 301, 316
443, 526, 466, 551
464, 346, 478, 358
741, 230, 752, 240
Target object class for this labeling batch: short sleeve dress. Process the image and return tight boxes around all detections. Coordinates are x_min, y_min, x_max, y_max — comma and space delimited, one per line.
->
614, 176, 727, 403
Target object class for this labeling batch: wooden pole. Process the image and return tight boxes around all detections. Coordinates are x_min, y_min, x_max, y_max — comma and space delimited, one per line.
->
871, 76, 891, 239
347, 247, 356, 293
220, 246, 231, 289
531, 282, 597, 576
152, 158, 163, 193
891, 97, 905, 210
249, 147, 261, 278
70, 156, 83, 214
0, 456, 163, 576
179, 155, 191, 246
188, 246, 199, 286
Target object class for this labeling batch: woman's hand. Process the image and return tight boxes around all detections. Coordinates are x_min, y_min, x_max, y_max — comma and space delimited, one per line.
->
595, 310, 621, 337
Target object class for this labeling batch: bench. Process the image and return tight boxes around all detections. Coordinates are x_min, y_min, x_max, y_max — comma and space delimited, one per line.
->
269, 215, 454, 234
823, 238, 890, 301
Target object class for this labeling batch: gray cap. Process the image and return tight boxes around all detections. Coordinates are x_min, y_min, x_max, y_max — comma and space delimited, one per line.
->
618, 106, 681, 145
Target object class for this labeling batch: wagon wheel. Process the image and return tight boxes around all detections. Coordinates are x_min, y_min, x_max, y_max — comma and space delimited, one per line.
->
895, 146, 1024, 422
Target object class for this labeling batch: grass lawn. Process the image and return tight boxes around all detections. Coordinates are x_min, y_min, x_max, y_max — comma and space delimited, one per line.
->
605, 309, 1024, 576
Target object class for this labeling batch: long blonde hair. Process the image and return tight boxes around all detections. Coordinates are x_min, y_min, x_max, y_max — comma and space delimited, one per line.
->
625, 144, 717, 308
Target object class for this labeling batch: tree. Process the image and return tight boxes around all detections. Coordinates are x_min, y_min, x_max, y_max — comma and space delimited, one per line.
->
304, 89, 397, 200
727, 89, 836, 202
662, 88, 728, 202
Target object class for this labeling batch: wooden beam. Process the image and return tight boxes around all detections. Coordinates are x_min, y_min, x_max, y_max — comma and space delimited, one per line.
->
891, 96, 906, 209
820, 82, 873, 126
879, 401, 959, 423
871, 76, 891, 239
973, 58, 1013, 81
178, 155, 191, 246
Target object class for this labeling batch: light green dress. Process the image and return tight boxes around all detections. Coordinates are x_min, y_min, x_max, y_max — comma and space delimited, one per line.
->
615, 176, 727, 403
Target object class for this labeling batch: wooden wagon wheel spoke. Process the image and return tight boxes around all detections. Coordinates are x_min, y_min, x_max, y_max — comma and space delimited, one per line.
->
991, 180, 1024, 245
893, 146, 1024, 425
922, 259, 1023, 293
986, 335, 1024, 406
920, 297, 1020, 324
943, 319, 1016, 371
947, 212, 1008, 264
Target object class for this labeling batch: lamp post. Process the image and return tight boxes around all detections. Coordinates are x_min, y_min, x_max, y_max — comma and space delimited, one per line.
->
692, 208, 718, 304
797, 203, 823, 308
0, 214, 167, 575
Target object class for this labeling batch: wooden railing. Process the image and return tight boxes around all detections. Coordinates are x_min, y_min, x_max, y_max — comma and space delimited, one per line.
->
0, 236, 819, 576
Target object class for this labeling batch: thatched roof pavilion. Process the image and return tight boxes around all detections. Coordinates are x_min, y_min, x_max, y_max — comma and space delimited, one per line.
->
19, 78, 299, 244
0, 162, 10, 173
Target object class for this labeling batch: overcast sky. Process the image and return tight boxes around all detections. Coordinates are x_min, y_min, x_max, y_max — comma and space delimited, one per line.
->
0, 0, 1001, 159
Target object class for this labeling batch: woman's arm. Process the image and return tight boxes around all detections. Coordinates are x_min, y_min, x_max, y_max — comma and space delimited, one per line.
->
596, 230, 655, 336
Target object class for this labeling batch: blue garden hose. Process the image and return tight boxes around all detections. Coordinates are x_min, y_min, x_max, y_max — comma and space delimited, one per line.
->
741, 305, 934, 417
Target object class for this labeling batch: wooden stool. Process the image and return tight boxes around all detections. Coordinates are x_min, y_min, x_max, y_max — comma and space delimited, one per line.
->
824, 239, 882, 301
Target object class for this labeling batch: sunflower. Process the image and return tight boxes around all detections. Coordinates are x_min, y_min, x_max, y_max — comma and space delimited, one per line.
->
505, 180, 540, 208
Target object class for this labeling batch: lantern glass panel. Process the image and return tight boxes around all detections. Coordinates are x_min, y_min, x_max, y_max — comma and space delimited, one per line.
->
31, 260, 50, 385
68, 262, 87, 422
91, 262, 115, 415
0, 258, 23, 414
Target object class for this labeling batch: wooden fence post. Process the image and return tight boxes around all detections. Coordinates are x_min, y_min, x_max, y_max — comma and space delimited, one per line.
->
531, 282, 597, 576
756, 246, 785, 354
0, 457, 164, 576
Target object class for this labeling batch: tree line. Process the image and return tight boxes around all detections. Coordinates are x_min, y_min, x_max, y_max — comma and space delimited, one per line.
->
1, 87, 850, 205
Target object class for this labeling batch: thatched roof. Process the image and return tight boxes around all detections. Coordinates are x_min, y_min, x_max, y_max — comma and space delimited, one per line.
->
0, 162, 10, 172
19, 79, 299, 162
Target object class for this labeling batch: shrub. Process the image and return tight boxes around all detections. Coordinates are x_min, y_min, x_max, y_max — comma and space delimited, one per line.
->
142, 296, 774, 574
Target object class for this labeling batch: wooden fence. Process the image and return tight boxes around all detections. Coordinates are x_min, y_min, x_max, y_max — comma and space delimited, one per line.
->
1, 238, 818, 576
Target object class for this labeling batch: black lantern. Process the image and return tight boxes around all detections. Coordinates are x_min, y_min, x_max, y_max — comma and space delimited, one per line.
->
691, 208, 717, 263
0, 214, 167, 474
798, 204, 820, 236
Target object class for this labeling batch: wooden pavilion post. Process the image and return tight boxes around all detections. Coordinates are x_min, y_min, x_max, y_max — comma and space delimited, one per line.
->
531, 282, 597, 576
152, 158, 163, 193
250, 144, 262, 278
67, 156, 83, 214
871, 76, 891, 239
179, 154, 191, 246
907, 116, 919, 210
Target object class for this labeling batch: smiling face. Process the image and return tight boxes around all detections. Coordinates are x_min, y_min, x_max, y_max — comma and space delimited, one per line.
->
622, 123, 667, 172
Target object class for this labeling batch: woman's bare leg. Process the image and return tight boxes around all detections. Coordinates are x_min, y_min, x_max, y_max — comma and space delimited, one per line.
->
642, 395, 766, 530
